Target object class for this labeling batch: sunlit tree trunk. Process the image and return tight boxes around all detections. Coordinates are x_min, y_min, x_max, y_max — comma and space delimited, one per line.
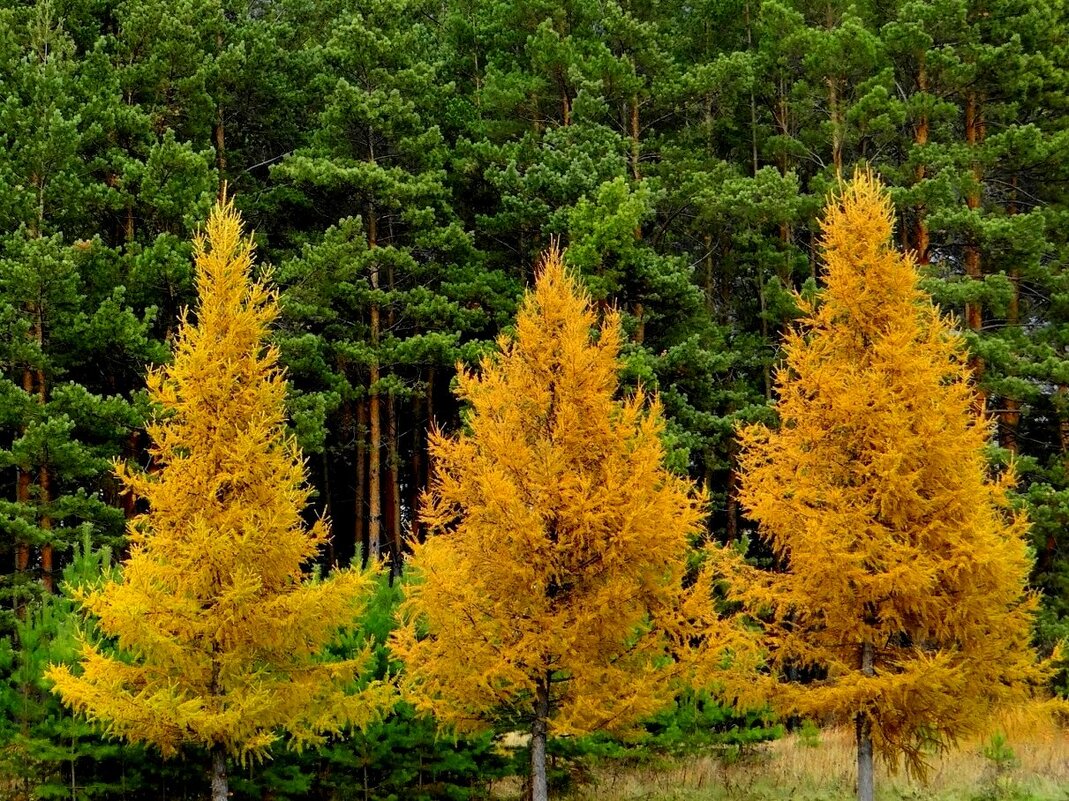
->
211, 744, 227, 801
856, 641, 874, 801
530, 674, 550, 801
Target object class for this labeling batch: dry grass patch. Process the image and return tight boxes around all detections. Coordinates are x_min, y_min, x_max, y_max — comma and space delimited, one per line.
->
498, 725, 1069, 801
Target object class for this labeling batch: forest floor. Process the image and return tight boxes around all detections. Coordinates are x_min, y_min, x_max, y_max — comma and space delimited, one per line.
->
502, 726, 1069, 801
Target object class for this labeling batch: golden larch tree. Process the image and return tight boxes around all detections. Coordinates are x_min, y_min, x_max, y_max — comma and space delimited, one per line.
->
47, 198, 391, 801
391, 246, 751, 801
723, 172, 1047, 801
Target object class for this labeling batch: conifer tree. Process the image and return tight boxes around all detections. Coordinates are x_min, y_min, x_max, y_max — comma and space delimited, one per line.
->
46, 198, 391, 801
723, 172, 1047, 801
392, 247, 750, 801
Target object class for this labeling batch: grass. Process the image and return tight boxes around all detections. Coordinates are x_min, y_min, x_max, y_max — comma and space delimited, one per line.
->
510, 726, 1069, 801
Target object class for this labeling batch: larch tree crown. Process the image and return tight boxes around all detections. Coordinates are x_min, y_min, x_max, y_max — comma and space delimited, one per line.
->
46, 198, 392, 779
721, 172, 1049, 796
391, 245, 754, 801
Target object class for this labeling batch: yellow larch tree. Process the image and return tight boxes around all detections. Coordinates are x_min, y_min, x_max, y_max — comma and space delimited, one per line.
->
47, 198, 392, 801
723, 172, 1048, 801
391, 246, 752, 801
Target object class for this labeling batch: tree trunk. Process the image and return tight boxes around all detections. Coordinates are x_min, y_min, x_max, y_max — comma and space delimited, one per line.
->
121, 431, 139, 518
629, 93, 641, 181
746, 1, 759, 175
409, 393, 424, 544
15, 358, 34, 576
758, 266, 772, 399
386, 394, 402, 579
37, 360, 52, 592
213, 31, 227, 197
427, 368, 436, 430
1001, 178, 1021, 453
211, 744, 227, 801
856, 641, 875, 801
703, 234, 715, 313
828, 75, 843, 175
368, 206, 382, 562
776, 76, 790, 176
15, 473, 31, 572
355, 398, 368, 565
963, 92, 986, 414
725, 445, 739, 544
913, 54, 930, 265
530, 675, 550, 801
963, 92, 984, 334
40, 463, 53, 593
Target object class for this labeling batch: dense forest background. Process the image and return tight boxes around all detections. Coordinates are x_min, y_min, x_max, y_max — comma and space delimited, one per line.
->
1, 0, 1068, 797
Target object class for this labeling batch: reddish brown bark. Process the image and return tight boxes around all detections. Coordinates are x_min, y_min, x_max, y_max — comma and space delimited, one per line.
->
121, 431, 140, 518
367, 206, 382, 563
213, 31, 227, 197
963, 92, 984, 334
913, 55, 930, 265
1001, 178, 1021, 454
408, 394, 424, 544
355, 398, 368, 565
37, 358, 53, 593
15, 364, 34, 576
386, 396, 402, 578
40, 464, 53, 593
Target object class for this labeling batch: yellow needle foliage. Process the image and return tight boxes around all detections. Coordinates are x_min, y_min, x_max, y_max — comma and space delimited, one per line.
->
724, 171, 1048, 774
47, 198, 391, 760
391, 246, 751, 739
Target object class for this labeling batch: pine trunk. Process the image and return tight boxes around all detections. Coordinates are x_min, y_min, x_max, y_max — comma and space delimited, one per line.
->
704, 234, 715, 313
211, 744, 227, 801
963, 92, 984, 334
530, 675, 550, 801
776, 76, 790, 176
355, 398, 368, 565
963, 92, 987, 416
409, 393, 424, 543
40, 464, 53, 593
15, 359, 33, 576
913, 55, 930, 265
629, 93, 641, 181
828, 76, 842, 175
37, 362, 52, 593
746, 1, 759, 175
1001, 180, 1021, 453
213, 31, 227, 196
856, 641, 875, 801
368, 206, 382, 562
386, 394, 402, 579
121, 431, 140, 518
725, 446, 739, 543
